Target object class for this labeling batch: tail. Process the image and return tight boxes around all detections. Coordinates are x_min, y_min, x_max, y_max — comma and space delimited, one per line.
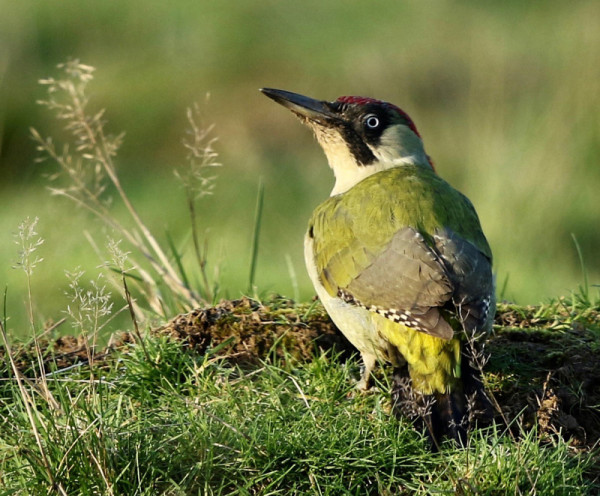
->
392, 353, 492, 450
429, 388, 468, 449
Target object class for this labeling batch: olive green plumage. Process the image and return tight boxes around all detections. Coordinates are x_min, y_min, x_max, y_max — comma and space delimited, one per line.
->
308, 164, 494, 395
311, 165, 490, 262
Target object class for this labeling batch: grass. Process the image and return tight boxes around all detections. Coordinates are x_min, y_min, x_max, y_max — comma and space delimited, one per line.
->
1, 305, 599, 495
3, 209, 599, 494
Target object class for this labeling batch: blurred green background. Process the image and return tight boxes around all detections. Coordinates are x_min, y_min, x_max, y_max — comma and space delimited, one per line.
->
1, 1, 599, 337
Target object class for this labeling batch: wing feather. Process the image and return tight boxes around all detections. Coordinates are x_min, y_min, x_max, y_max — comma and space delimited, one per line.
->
309, 166, 494, 340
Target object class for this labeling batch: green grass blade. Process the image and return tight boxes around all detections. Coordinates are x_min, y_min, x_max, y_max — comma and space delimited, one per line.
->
248, 178, 265, 295
166, 229, 191, 291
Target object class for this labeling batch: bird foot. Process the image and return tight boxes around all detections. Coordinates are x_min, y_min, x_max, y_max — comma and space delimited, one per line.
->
355, 377, 371, 392
347, 380, 380, 398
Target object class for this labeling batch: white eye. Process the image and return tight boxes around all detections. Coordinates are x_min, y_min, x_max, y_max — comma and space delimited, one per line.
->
365, 115, 380, 129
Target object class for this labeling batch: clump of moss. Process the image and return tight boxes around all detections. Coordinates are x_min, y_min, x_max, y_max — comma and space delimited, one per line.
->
156, 296, 354, 365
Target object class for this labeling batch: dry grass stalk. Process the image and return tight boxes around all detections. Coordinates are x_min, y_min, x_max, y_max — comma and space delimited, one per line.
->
31, 60, 217, 318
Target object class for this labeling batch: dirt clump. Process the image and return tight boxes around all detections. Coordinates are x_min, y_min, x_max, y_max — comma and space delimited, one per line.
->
488, 304, 600, 448
156, 296, 354, 365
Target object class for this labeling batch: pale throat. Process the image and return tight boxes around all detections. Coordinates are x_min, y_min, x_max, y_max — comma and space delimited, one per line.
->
324, 144, 428, 197
329, 160, 388, 196
311, 122, 430, 196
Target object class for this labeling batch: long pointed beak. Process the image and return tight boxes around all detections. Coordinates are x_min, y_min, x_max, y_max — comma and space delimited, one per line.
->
260, 88, 339, 124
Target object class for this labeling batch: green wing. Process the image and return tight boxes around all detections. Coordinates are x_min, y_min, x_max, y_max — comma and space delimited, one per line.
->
308, 166, 493, 340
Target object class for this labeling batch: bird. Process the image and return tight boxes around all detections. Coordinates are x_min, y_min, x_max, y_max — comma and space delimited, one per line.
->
260, 88, 495, 446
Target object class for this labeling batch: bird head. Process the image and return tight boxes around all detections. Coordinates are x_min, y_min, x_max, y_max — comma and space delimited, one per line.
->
261, 88, 432, 195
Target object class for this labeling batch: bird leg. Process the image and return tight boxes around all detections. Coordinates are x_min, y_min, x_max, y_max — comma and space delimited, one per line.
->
356, 353, 377, 391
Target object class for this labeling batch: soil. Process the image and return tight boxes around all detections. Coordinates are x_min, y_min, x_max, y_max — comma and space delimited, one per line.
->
489, 303, 600, 448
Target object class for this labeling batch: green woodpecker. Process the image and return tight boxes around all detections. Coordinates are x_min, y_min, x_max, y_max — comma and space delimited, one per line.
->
261, 88, 495, 444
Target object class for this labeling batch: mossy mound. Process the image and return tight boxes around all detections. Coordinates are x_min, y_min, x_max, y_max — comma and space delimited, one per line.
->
3, 296, 599, 449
